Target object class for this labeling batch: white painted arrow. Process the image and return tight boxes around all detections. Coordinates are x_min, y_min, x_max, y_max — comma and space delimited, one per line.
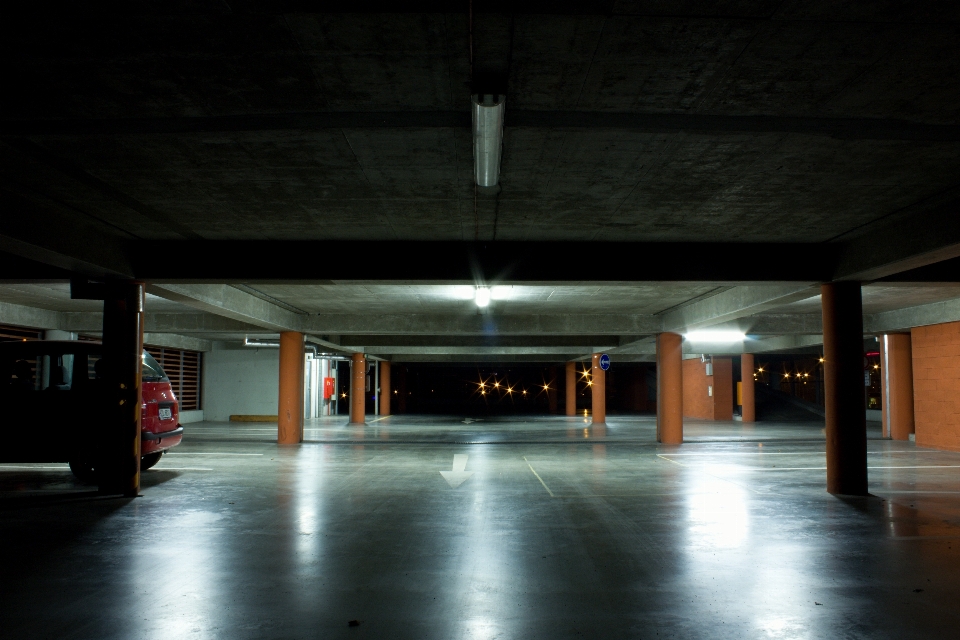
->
440, 454, 474, 488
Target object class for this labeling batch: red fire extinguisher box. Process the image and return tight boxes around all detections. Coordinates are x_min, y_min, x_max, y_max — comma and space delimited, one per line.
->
323, 377, 335, 399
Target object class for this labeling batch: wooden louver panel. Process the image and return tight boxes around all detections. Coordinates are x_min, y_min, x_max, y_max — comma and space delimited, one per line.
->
144, 346, 202, 411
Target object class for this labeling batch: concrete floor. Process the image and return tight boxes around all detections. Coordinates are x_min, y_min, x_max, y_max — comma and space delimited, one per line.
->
2, 415, 960, 639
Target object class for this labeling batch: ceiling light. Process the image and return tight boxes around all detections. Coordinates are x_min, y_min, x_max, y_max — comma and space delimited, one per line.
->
451, 285, 476, 300
472, 94, 505, 187
475, 287, 490, 307
684, 330, 747, 342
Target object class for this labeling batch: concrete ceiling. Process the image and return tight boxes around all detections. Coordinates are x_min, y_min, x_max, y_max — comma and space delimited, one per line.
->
1, 3, 959, 360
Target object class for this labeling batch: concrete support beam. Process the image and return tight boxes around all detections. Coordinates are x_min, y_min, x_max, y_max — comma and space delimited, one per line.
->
660, 285, 819, 333
744, 335, 825, 353
146, 284, 302, 332
364, 346, 616, 355
0, 188, 133, 278
0, 300, 59, 330
61, 311, 260, 334
833, 193, 960, 281
142, 333, 213, 353
306, 314, 661, 336
865, 297, 960, 333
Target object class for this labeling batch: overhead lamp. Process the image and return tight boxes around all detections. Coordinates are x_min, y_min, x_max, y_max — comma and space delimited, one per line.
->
475, 287, 491, 307
684, 330, 747, 343
472, 94, 505, 187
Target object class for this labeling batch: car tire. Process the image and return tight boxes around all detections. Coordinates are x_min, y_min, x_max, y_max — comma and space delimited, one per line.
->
69, 459, 97, 484
141, 452, 163, 471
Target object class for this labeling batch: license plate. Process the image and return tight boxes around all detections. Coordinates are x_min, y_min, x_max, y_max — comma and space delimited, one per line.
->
159, 407, 172, 420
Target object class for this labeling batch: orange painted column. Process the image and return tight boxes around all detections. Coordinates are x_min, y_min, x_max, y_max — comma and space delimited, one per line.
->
278, 332, 304, 444
821, 282, 868, 495
379, 360, 391, 417
565, 362, 576, 416
741, 353, 756, 423
657, 332, 683, 444
591, 353, 606, 424
881, 333, 915, 440
350, 352, 367, 424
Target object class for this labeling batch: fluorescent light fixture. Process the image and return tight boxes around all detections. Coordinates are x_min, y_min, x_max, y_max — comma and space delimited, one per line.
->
472, 94, 505, 187
491, 285, 514, 300
475, 287, 491, 307
451, 285, 476, 300
684, 330, 746, 342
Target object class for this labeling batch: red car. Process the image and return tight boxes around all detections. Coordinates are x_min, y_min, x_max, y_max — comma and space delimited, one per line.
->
0, 340, 183, 481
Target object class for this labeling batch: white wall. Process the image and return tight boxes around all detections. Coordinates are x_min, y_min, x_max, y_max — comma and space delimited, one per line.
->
202, 348, 279, 421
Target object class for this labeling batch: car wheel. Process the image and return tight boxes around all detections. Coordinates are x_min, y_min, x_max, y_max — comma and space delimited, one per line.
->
141, 452, 163, 471
69, 459, 97, 484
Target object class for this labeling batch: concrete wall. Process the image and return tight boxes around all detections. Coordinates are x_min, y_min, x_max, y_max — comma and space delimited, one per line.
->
202, 347, 279, 422
683, 357, 733, 420
912, 322, 960, 451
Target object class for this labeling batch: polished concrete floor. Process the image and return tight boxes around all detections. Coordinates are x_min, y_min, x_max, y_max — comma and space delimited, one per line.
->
2, 414, 960, 639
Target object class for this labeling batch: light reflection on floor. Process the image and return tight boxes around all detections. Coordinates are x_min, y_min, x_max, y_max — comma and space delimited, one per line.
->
1, 415, 959, 639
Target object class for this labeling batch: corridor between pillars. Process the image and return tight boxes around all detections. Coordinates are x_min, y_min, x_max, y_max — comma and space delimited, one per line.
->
657, 332, 683, 444
278, 332, 304, 444
821, 282, 868, 495
379, 361, 391, 417
591, 353, 606, 424
350, 352, 367, 425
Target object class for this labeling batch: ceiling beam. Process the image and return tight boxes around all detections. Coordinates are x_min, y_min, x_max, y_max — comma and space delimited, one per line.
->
0, 188, 133, 278
6, 112, 958, 142
0, 300, 59, 331
833, 193, 960, 281
659, 285, 820, 333
137, 241, 836, 282
306, 313, 660, 336
146, 284, 303, 333
864, 297, 960, 333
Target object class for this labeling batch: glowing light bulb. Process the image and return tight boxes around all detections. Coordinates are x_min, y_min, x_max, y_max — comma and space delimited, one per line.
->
475, 287, 490, 307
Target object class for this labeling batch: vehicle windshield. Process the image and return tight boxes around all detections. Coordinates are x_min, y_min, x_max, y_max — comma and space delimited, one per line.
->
142, 351, 169, 383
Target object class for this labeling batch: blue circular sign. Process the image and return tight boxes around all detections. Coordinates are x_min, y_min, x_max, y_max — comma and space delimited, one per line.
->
599, 354, 610, 371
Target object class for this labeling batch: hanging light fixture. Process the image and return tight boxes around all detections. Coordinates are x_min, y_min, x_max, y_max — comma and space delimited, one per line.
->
472, 93, 505, 187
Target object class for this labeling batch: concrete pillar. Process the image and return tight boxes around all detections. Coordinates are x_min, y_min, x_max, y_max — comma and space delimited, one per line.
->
657, 332, 683, 444
591, 353, 606, 424
565, 361, 576, 416
278, 332, 304, 444
380, 361, 391, 416
821, 282, 868, 495
350, 352, 366, 424
741, 353, 756, 423
99, 282, 144, 496
881, 333, 915, 441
